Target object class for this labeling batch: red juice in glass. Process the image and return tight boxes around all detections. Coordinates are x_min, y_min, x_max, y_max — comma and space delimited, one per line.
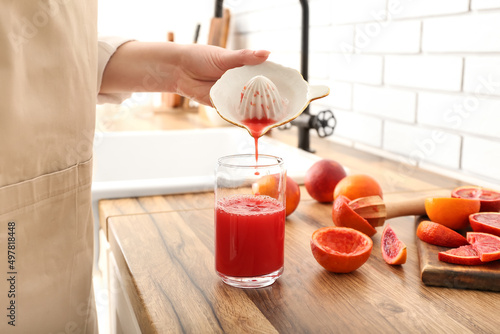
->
215, 194, 285, 278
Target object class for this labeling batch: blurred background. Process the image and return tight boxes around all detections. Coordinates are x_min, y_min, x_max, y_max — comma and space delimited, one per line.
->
97, 0, 500, 188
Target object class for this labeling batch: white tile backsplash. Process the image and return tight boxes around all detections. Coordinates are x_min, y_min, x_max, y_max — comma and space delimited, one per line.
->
471, 0, 500, 10
423, 12, 500, 53
391, 0, 469, 19
330, 0, 387, 25
355, 20, 421, 54
383, 122, 462, 169
331, 109, 383, 147
418, 92, 500, 139
385, 55, 463, 91
462, 136, 500, 181
464, 57, 500, 97
330, 54, 383, 85
353, 85, 417, 122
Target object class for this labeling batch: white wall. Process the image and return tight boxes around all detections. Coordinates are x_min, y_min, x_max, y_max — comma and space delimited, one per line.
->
98, 0, 500, 187
229, 0, 500, 188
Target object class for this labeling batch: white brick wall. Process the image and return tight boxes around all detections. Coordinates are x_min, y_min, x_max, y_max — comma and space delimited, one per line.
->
464, 57, 500, 97
383, 122, 462, 169
462, 136, 500, 181
418, 92, 500, 139
471, 0, 500, 10
423, 13, 500, 53
353, 85, 416, 122
385, 56, 463, 91
391, 0, 469, 19
355, 20, 421, 54
232, 1, 500, 186
330, 54, 383, 85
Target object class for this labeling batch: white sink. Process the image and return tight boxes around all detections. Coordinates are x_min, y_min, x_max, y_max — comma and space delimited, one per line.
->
92, 127, 321, 209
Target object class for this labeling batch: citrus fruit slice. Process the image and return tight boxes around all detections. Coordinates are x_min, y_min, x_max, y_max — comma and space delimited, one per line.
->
452, 186, 500, 212
424, 197, 480, 230
381, 224, 407, 265
333, 174, 383, 202
469, 212, 500, 237
438, 245, 483, 266
416, 220, 468, 247
310, 226, 373, 273
467, 232, 500, 262
332, 195, 376, 237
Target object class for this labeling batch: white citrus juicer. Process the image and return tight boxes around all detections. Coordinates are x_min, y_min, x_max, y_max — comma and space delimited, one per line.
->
210, 61, 330, 137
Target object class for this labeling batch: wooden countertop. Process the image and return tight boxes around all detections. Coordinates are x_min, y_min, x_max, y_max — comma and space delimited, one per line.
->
99, 112, 500, 333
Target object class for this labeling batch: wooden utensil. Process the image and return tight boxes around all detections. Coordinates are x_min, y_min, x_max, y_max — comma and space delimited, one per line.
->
348, 195, 427, 227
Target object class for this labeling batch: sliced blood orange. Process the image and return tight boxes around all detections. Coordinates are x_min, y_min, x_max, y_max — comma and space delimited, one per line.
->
469, 212, 500, 237
310, 226, 373, 273
416, 220, 468, 247
438, 245, 483, 266
467, 232, 500, 262
452, 186, 500, 212
332, 195, 376, 237
381, 224, 407, 265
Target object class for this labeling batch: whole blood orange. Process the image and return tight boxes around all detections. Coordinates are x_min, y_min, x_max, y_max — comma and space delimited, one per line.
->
438, 245, 483, 266
252, 174, 280, 199
310, 226, 373, 273
467, 232, 500, 262
253, 175, 300, 217
304, 159, 347, 203
332, 195, 377, 237
284, 176, 301, 217
416, 220, 468, 247
333, 174, 383, 202
381, 224, 407, 265
451, 186, 500, 212
469, 212, 500, 237
424, 197, 480, 230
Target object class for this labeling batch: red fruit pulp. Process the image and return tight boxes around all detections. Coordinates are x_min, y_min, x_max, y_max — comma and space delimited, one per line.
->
215, 194, 285, 277
438, 245, 483, 266
452, 186, 500, 212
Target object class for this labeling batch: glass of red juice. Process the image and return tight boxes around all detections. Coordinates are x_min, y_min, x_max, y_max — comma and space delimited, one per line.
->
215, 154, 286, 288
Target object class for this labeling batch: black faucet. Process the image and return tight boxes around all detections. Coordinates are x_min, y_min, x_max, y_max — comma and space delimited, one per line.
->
291, 0, 336, 152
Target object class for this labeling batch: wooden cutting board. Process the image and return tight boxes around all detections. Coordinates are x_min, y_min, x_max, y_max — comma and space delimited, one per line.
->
416, 217, 500, 292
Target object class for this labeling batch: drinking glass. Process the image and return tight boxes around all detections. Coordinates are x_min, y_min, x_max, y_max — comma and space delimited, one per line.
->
215, 154, 286, 288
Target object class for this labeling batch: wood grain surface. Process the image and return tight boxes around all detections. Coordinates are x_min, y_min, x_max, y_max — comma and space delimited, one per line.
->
416, 217, 500, 292
99, 114, 500, 333
108, 200, 500, 333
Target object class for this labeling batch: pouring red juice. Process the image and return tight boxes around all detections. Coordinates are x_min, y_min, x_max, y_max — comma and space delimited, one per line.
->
214, 75, 287, 287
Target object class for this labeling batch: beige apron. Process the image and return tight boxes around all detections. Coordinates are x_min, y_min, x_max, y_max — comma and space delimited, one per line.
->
1, 0, 98, 332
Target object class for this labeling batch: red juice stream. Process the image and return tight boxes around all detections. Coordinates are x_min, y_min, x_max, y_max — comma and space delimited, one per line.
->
241, 117, 277, 162
215, 194, 285, 277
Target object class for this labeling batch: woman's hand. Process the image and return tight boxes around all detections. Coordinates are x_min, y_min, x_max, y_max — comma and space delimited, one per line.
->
99, 41, 270, 106
174, 44, 270, 105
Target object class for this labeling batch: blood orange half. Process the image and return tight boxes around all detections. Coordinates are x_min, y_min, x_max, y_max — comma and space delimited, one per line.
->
438, 245, 483, 266
469, 212, 500, 237
467, 232, 500, 262
452, 186, 500, 212
332, 195, 376, 237
311, 226, 373, 273
381, 224, 407, 265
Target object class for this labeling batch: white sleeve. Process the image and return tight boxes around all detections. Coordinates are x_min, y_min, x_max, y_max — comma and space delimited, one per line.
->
97, 36, 135, 104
